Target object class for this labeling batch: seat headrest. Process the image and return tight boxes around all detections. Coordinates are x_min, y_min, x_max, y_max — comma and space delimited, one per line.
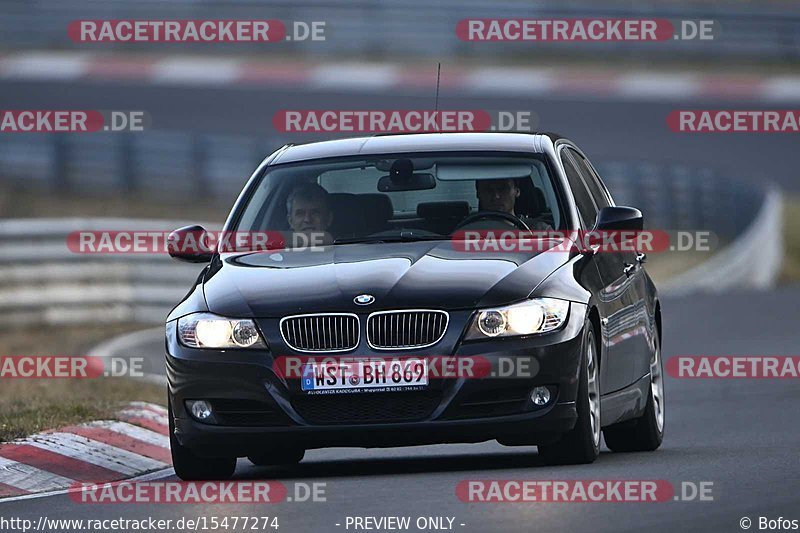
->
358, 193, 393, 222
328, 193, 393, 236
328, 192, 359, 211
531, 187, 546, 214
515, 180, 547, 217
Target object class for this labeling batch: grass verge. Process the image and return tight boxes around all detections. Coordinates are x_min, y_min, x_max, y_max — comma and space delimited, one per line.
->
780, 195, 800, 283
644, 250, 714, 285
0, 379, 164, 442
0, 324, 165, 443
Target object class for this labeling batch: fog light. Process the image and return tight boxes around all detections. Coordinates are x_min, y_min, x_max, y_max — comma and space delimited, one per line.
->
188, 400, 213, 421
531, 386, 551, 406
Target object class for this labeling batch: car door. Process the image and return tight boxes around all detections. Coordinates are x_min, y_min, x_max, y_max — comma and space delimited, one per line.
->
569, 149, 649, 383
559, 146, 634, 393
572, 150, 653, 382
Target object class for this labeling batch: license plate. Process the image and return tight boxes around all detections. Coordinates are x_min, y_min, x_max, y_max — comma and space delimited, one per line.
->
301, 358, 428, 392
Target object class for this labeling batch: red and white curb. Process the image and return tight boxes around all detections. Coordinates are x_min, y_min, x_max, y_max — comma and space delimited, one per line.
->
0, 402, 172, 500
1, 51, 799, 102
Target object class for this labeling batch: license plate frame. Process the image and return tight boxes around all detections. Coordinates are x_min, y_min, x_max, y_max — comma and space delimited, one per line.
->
300, 358, 429, 393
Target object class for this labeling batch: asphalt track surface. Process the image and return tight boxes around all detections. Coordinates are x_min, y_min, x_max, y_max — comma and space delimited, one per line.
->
4, 287, 800, 532
1, 79, 799, 532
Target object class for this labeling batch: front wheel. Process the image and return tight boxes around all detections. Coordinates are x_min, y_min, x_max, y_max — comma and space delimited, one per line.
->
603, 334, 665, 452
538, 320, 601, 465
169, 401, 237, 480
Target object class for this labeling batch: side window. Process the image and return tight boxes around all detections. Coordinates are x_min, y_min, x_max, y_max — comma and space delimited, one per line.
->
567, 149, 611, 209
561, 150, 598, 228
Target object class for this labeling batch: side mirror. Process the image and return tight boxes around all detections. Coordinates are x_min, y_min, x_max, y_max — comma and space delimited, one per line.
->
582, 207, 643, 252
594, 206, 643, 232
167, 225, 214, 263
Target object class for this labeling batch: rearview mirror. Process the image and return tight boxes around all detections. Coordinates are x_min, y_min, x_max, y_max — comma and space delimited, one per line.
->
377, 173, 436, 192
167, 225, 214, 263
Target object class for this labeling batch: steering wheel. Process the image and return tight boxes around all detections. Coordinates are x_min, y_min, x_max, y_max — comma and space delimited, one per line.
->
453, 210, 531, 232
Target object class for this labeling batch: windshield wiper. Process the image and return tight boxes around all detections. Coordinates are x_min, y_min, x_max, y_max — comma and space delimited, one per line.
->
334, 231, 446, 245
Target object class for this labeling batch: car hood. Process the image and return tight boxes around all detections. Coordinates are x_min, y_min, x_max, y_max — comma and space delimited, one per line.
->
203, 240, 571, 317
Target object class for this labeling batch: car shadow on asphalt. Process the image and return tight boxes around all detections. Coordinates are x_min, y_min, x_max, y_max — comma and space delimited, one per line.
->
234, 447, 685, 479
235, 452, 539, 480
231, 449, 637, 480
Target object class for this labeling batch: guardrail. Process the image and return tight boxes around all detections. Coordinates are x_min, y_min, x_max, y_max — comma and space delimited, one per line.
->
0, 161, 780, 328
0, 218, 217, 327
0, 1, 798, 61
0, 132, 278, 203
659, 187, 784, 295
0, 130, 763, 237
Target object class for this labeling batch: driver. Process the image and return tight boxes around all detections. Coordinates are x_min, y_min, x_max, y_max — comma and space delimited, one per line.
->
475, 178, 552, 231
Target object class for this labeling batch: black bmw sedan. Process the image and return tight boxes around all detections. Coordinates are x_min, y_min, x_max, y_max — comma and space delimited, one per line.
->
165, 132, 664, 480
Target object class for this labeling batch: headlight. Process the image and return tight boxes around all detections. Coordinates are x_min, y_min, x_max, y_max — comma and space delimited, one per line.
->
177, 313, 267, 349
465, 298, 569, 339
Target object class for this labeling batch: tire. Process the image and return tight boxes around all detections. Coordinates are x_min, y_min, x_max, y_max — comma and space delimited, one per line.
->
603, 333, 665, 452
248, 448, 305, 467
537, 319, 601, 465
169, 401, 237, 481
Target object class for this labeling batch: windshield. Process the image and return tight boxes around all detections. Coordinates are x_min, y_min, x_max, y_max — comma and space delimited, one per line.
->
234, 153, 563, 246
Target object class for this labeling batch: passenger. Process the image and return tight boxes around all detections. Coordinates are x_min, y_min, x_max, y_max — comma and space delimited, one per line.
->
285, 182, 334, 246
286, 183, 333, 233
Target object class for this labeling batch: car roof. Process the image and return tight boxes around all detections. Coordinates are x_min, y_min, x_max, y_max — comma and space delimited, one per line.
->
271, 132, 565, 165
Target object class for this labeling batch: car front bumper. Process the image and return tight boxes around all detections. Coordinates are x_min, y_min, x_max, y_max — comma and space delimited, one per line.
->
166, 304, 587, 457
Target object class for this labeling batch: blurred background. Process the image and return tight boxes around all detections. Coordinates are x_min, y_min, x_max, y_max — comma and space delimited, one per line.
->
0, 0, 797, 430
